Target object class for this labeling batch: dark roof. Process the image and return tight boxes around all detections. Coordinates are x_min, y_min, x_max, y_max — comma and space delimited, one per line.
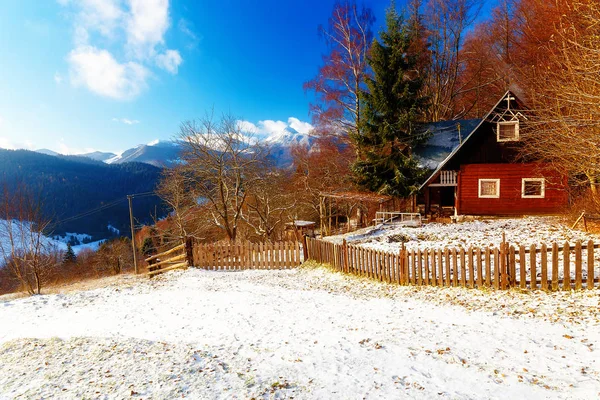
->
413, 119, 481, 170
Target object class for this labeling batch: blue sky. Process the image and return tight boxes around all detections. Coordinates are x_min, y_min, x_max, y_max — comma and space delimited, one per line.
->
0, 0, 490, 155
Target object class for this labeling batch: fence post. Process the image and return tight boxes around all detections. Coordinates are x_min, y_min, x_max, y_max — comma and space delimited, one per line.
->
342, 239, 349, 273
185, 237, 194, 267
302, 235, 309, 262
400, 243, 406, 285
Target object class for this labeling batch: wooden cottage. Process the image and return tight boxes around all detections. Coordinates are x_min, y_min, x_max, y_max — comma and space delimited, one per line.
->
416, 91, 569, 218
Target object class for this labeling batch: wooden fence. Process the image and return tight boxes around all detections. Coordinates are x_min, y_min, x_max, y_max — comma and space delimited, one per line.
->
306, 238, 600, 291
192, 241, 304, 270
146, 238, 193, 277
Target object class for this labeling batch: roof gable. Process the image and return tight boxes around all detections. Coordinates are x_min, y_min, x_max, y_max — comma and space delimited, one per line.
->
418, 90, 528, 190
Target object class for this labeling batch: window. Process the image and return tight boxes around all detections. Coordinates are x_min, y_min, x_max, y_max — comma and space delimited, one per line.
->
522, 178, 545, 198
497, 121, 519, 142
479, 179, 500, 198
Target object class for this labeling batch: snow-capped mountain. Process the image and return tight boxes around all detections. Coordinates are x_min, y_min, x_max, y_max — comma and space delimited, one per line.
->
26, 128, 319, 169
105, 140, 182, 168
80, 151, 117, 162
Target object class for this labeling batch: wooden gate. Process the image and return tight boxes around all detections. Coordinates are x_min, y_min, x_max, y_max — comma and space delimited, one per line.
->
145, 238, 193, 277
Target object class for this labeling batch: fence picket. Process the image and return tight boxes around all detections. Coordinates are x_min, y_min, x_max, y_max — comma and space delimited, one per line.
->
509, 246, 516, 288
436, 249, 442, 286
519, 245, 526, 289
444, 247, 452, 287
588, 240, 595, 290
452, 249, 458, 287
431, 248, 437, 286
493, 248, 499, 289
468, 247, 474, 288
476, 248, 483, 288
541, 244, 548, 291
485, 248, 491, 287
530, 245, 536, 289
552, 243, 559, 291
460, 248, 466, 287
575, 241, 582, 290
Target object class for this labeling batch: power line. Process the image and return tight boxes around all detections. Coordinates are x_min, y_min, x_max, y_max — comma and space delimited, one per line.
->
50, 191, 160, 226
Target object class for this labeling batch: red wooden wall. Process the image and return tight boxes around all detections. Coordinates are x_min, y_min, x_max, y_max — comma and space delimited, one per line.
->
457, 163, 569, 215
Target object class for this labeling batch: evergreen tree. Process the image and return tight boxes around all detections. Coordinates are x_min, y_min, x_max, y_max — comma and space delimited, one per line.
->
351, 1, 429, 197
63, 243, 77, 264
141, 237, 156, 257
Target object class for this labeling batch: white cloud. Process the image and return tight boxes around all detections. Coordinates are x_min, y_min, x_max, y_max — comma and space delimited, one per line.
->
155, 49, 182, 74
54, 72, 63, 84
178, 18, 200, 50
68, 46, 149, 100
126, 0, 170, 58
237, 117, 314, 140
288, 117, 313, 134
0, 136, 35, 151
59, 0, 182, 100
112, 117, 140, 125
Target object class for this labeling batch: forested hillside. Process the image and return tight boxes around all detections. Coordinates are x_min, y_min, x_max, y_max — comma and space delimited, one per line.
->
0, 149, 165, 240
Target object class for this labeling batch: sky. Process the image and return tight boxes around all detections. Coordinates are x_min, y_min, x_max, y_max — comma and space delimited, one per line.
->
0, 0, 491, 156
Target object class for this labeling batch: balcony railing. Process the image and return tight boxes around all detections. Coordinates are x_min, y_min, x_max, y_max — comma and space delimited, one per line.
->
430, 170, 458, 186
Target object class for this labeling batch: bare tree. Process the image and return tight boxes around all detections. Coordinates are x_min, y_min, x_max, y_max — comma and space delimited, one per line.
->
0, 184, 57, 295
422, 0, 483, 121
241, 169, 297, 242
304, 1, 375, 137
520, 1, 600, 205
156, 165, 207, 246
177, 114, 270, 242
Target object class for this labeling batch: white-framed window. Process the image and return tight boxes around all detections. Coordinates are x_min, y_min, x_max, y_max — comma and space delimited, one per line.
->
478, 179, 500, 198
522, 178, 545, 198
497, 121, 519, 142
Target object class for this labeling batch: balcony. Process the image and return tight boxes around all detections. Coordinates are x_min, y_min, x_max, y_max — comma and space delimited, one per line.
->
429, 170, 458, 187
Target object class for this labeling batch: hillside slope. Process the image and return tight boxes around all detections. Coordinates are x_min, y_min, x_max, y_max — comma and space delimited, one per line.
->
0, 149, 165, 239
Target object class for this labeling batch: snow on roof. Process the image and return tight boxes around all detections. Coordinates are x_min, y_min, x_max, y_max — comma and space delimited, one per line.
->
413, 119, 481, 170
286, 220, 316, 227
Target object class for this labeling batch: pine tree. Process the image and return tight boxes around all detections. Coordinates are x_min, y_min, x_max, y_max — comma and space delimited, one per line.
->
351, 1, 429, 197
63, 243, 77, 264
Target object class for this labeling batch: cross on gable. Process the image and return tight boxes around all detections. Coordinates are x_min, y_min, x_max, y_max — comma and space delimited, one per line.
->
505, 94, 515, 110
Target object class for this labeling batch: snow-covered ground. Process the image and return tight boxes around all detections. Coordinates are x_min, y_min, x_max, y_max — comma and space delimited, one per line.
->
0, 266, 598, 399
326, 217, 597, 251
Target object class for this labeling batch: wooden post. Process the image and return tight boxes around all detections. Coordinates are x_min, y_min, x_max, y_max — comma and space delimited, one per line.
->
519, 245, 526, 289
468, 247, 474, 288
400, 244, 406, 285
185, 237, 194, 267
509, 246, 516, 288
452, 248, 458, 287
563, 241, 570, 291
588, 240, 595, 290
458, 248, 465, 287
541, 244, 548, 291
302, 235, 309, 262
485, 247, 491, 287
493, 248, 499, 289
530, 245, 537, 290
500, 242, 508, 290
552, 243, 559, 291
342, 239, 349, 273
444, 248, 450, 287
476, 247, 483, 288
431, 249, 437, 286
127, 195, 138, 274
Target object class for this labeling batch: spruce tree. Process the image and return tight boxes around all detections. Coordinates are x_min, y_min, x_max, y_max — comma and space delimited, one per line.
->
63, 243, 77, 264
351, 1, 428, 197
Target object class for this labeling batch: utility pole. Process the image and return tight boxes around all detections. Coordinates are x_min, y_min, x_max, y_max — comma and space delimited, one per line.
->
127, 195, 138, 274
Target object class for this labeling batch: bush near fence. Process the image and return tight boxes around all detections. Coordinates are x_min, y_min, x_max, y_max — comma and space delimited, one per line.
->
306, 238, 600, 291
